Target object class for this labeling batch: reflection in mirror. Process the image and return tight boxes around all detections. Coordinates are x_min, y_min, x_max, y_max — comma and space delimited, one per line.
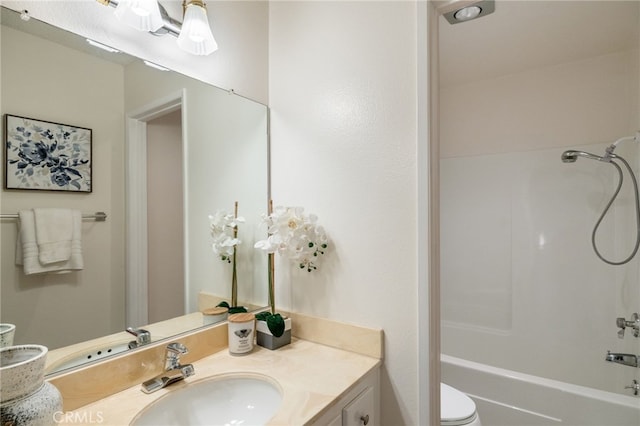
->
0, 6, 269, 375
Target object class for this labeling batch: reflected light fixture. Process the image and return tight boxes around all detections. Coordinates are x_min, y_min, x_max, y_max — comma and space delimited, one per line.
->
86, 38, 120, 53
114, 0, 163, 32
177, 0, 218, 56
143, 60, 170, 71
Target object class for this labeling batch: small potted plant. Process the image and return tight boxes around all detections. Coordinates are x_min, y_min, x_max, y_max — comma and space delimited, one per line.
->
208, 201, 247, 313
254, 203, 328, 349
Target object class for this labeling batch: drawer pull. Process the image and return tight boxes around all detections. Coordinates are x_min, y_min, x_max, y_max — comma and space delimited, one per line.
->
360, 414, 370, 425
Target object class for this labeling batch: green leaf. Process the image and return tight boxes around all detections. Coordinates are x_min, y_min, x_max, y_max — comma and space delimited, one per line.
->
228, 306, 248, 314
255, 311, 271, 322
266, 313, 286, 337
216, 301, 230, 308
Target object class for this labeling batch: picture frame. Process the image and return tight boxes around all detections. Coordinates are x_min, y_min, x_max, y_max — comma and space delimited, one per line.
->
4, 114, 92, 193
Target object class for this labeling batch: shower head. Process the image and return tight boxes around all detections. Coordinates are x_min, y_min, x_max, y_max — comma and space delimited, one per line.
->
561, 150, 606, 163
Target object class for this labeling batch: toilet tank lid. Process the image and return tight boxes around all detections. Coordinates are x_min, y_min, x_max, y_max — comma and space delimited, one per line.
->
441, 383, 477, 422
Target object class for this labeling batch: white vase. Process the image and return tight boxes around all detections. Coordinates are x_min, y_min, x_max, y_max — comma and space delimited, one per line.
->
1, 345, 63, 426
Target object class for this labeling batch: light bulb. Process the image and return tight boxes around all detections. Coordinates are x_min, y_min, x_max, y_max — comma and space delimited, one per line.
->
114, 0, 164, 32
177, 1, 218, 56
454, 6, 482, 22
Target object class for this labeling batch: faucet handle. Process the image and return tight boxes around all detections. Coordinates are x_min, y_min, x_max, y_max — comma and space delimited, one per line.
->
165, 342, 188, 371
616, 313, 640, 339
625, 380, 639, 396
166, 342, 188, 355
126, 327, 151, 348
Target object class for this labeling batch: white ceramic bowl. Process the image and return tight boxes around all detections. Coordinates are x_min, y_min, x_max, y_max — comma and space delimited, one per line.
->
0, 345, 48, 403
0, 324, 16, 348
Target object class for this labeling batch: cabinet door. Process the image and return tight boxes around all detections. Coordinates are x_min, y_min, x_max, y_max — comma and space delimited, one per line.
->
342, 386, 375, 426
326, 413, 342, 426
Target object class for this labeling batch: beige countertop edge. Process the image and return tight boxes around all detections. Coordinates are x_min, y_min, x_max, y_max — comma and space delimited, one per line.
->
59, 338, 382, 426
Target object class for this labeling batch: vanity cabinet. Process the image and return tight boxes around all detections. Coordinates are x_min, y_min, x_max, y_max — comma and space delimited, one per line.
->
309, 367, 380, 426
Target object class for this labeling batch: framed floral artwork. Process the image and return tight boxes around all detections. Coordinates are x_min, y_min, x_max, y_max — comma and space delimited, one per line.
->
4, 114, 92, 192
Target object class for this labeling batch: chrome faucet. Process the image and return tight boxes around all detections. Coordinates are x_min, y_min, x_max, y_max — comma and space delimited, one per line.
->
605, 351, 639, 368
126, 327, 151, 349
141, 342, 195, 394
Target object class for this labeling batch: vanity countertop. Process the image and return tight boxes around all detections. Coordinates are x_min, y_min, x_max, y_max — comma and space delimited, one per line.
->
60, 338, 381, 425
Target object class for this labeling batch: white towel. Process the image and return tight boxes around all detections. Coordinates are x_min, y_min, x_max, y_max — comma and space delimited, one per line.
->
16, 209, 84, 275
34, 208, 73, 264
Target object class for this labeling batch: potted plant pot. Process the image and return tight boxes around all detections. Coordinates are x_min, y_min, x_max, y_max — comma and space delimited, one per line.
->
255, 313, 291, 350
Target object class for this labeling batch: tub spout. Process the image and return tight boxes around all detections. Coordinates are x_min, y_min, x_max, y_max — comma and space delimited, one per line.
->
605, 351, 638, 368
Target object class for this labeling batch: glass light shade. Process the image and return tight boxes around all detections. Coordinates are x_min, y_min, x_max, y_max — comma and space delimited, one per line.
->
114, 0, 164, 32
454, 6, 482, 22
177, 2, 218, 56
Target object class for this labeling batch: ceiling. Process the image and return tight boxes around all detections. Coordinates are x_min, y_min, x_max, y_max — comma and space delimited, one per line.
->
3, 1, 637, 97
439, 0, 640, 87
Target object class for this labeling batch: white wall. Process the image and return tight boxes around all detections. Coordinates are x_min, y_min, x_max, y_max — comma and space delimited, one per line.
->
440, 44, 640, 394
0, 25, 126, 349
269, 2, 421, 424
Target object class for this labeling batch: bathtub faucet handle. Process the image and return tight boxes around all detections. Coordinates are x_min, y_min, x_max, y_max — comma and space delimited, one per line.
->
624, 379, 639, 395
616, 313, 639, 338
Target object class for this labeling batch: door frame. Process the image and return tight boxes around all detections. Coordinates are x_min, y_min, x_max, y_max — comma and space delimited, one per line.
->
125, 89, 187, 328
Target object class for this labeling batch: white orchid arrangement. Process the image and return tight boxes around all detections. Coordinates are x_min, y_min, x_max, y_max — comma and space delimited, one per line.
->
254, 205, 329, 337
208, 210, 245, 263
254, 206, 328, 272
209, 203, 245, 309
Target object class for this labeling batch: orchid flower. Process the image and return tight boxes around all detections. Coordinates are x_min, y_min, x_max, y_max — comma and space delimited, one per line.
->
254, 206, 328, 272
209, 210, 245, 263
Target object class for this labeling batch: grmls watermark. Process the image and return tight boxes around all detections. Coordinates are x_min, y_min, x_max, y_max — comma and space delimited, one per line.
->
53, 411, 104, 424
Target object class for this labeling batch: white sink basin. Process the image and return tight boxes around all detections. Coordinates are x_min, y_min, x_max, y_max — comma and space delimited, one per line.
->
130, 373, 283, 426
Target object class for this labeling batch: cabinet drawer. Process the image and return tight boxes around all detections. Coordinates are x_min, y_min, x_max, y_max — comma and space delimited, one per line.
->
342, 386, 375, 426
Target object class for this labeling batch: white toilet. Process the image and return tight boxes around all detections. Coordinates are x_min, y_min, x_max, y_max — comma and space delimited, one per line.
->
441, 383, 482, 426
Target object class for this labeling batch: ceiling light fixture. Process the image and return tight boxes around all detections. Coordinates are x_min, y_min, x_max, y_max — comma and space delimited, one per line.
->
97, 0, 217, 56
443, 0, 495, 25
177, 0, 217, 56
113, 0, 163, 32
454, 6, 482, 22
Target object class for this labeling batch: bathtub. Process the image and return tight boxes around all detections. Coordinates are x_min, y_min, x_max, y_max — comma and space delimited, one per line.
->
441, 354, 640, 426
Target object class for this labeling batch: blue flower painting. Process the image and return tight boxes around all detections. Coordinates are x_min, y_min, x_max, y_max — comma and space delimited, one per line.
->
4, 115, 92, 192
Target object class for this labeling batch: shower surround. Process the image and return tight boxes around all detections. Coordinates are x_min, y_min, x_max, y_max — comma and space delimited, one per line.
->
441, 140, 639, 395
440, 29, 639, 397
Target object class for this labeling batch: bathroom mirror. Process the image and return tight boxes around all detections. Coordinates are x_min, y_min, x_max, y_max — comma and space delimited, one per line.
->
0, 6, 269, 374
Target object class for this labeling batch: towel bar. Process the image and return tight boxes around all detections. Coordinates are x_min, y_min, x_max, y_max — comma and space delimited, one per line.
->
0, 211, 107, 222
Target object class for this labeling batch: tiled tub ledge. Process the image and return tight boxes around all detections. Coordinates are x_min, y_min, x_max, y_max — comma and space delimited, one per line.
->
49, 313, 383, 425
